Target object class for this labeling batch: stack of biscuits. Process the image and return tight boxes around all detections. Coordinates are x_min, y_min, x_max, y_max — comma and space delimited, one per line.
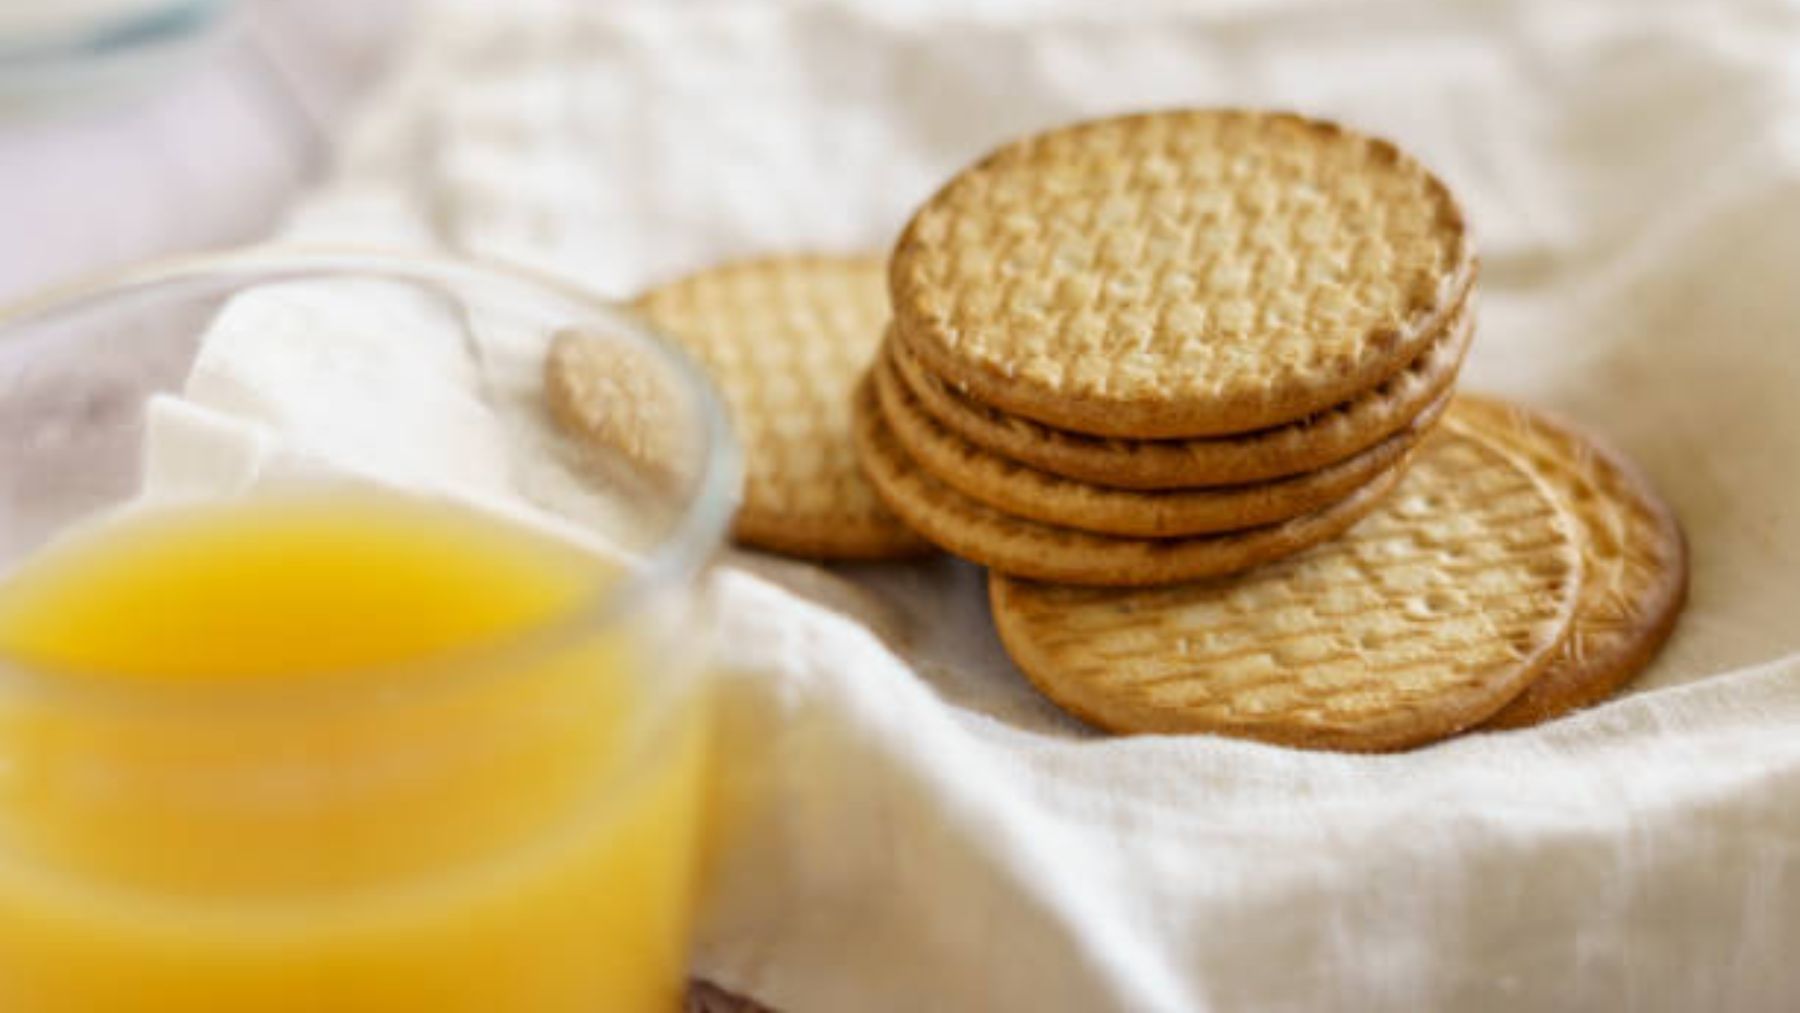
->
856, 110, 1476, 587
551, 108, 1688, 753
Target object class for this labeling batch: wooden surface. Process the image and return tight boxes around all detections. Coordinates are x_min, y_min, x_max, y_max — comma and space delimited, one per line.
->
687, 980, 770, 1012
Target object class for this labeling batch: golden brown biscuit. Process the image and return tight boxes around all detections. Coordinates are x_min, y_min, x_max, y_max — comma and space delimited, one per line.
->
555, 254, 931, 560
890, 109, 1474, 438
852, 376, 1408, 586
1451, 396, 1688, 729
873, 343, 1444, 537
889, 299, 1471, 489
987, 423, 1582, 751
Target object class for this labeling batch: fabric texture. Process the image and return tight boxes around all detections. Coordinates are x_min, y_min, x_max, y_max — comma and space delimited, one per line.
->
162, 0, 1800, 1009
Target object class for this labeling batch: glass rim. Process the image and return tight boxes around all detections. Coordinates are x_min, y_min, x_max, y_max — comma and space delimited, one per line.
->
0, 244, 742, 712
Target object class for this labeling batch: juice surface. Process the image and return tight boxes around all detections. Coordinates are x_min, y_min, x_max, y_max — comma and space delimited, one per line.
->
0, 495, 705, 1012
0, 495, 601, 680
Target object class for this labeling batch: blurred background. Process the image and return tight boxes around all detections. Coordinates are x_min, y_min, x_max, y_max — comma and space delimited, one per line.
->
0, 0, 402, 300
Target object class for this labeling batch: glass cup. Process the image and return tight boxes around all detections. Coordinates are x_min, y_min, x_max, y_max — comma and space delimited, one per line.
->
0, 0, 236, 114
0, 249, 739, 1011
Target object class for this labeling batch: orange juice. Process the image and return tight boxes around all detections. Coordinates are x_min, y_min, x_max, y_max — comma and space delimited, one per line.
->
0, 495, 708, 1011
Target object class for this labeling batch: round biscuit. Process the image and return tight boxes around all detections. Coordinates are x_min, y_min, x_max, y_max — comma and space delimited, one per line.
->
890, 297, 1472, 489
1451, 396, 1688, 729
563, 254, 932, 560
851, 376, 1409, 586
988, 424, 1583, 751
890, 108, 1475, 438
874, 341, 1444, 538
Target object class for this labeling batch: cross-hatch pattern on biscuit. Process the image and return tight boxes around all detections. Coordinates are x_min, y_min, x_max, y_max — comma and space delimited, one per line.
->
991, 429, 1581, 747
1457, 398, 1688, 727
633, 256, 924, 556
893, 111, 1470, 415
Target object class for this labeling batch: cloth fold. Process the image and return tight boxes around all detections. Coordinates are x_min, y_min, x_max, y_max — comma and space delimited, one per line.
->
155, 1, 1800, 1008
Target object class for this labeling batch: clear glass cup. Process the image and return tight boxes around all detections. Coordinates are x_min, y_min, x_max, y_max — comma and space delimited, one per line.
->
0, 248, 739, 1011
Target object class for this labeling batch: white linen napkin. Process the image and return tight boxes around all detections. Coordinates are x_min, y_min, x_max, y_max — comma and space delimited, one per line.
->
149, 0, 1800, 1008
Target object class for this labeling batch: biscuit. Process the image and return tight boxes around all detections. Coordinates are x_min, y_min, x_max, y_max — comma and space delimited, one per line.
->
552, 254, 931, 560
852, 376, 1407, 586
873, 342, 1442, 537
987, 423, 1583, 751
1451, 396, 1688, 729
546, 332, 696, 496
889, 299, 1471, 489
890, 109, 1475, 438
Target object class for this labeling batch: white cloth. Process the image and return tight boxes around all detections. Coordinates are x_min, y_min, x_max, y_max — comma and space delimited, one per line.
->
160, 0, 1800, 1009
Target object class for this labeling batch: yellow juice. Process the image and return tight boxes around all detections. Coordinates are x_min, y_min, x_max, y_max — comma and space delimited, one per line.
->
0, 495, 707, 1011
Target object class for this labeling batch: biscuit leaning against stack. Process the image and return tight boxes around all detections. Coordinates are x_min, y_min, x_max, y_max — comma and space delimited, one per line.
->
550, 255, 932, 560
859, 109, 1478, 586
